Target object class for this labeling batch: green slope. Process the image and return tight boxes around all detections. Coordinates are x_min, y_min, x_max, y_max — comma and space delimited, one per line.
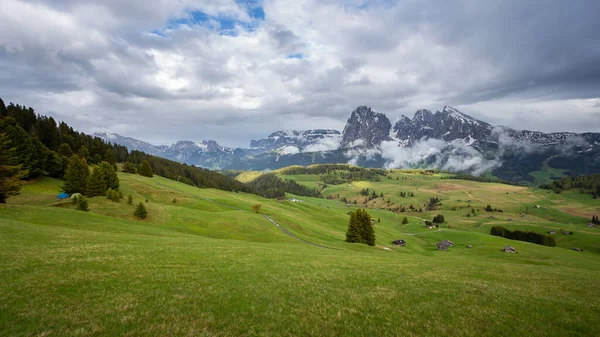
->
1, 172, 600, 336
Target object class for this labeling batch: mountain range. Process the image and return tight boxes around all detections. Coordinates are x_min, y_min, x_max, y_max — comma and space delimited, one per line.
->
95, 105, 600, 183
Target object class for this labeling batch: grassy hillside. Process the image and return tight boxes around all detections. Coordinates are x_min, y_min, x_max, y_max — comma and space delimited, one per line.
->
1, 171, 600, 336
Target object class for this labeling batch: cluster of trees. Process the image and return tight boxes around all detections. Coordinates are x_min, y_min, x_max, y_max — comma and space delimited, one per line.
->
541, 174, 600, 198
61, 155, 120, 198
490, 226, 556, 247
247, 173, 321, 199
591, 216, 599, 225
345, 209, 375, 246
0, 97, 260, 204
425, 197, 442, 211
359, 188, 383, 201
432, 214, 445, 223
0, 99, 128, 183
320, 174, 346, 185
398, 192, 414, 198
424, 220, 439, 228
485, 205, 504, 212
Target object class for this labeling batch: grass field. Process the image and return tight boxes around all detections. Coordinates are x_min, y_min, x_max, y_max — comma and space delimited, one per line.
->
1, 171, 600, 336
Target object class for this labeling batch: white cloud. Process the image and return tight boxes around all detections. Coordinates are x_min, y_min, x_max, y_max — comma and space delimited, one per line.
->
0, 0, 598, 147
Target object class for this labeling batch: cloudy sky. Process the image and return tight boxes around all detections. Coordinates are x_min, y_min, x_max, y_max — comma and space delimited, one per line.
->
1, 0, 599, 147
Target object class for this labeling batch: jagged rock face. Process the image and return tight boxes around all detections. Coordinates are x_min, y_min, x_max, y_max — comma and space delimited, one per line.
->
341, 106, 392, 148
249, 129, 341, 152
393, 106, 493, 147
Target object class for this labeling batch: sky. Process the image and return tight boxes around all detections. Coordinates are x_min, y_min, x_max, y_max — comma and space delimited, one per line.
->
1, 0, 599, 148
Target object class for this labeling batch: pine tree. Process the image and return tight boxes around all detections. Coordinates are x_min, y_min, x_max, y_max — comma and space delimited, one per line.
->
86, 167, 106, 197
104, 149, 116, 166
99, 161, 119, 190
402, 217, 408, 225
358, 209, 376, 246
134, 202, 148, 219
345, 210, 362, 243
138, 160, 153, 178
127, 195, 133, 205
63, 155, 89, 194
0, 133, 24, 203
58, 143, 73, 158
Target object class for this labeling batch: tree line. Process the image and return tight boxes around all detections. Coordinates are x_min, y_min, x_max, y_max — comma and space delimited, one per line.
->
0, 97, 257, 202
247, 173, 322, 198
540, 174, 600, 198
490, 226, 556, 247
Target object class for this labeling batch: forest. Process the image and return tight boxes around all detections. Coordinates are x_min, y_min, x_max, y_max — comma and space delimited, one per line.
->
0, 97, 255, 201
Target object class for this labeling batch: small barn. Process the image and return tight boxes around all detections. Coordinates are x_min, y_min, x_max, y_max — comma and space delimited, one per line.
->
587, 223, 597, 228
392, 240, 406, 247
57, 192, 69, 200
437, 240, 454, 250
571, 247, 582, 252
548, 230, 557, 235
503, 246, 517, 253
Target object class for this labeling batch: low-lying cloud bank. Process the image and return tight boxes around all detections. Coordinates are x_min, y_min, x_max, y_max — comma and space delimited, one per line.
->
378, 139, 502, 176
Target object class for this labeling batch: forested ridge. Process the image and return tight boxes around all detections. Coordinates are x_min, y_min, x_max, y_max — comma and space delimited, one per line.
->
540, 174, 600, 198
0, 97, 254, 200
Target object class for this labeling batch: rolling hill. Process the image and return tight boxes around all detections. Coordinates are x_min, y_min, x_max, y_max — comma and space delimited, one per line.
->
1, 168, 600, 336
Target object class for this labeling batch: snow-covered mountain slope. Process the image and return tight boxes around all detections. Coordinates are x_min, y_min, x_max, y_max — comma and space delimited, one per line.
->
249, 129, 341, 153
97, 105, 600, 181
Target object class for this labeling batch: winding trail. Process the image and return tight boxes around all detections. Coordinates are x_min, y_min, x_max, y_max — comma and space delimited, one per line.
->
152, 180, 338, 249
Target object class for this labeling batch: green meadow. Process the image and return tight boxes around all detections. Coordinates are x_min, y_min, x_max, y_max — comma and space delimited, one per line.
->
1, 170, 600, 336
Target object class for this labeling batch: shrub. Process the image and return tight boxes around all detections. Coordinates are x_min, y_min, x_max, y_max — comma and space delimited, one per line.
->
252, 203, 262, 213
127, 195, 133, 205
134, 202, 147, 219
76, 196, 89, 211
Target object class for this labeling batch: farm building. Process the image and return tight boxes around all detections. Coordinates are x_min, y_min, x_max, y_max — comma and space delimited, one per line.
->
503, 246, 517, 253
437, 240, 454, 250
392, 240, 406, 247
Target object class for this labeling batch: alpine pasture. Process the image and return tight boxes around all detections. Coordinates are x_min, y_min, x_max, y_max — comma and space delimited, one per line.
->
1, 169, 600, 336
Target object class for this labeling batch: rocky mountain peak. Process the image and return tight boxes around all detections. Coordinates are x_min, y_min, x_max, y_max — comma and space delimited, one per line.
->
342, 106, 392, 148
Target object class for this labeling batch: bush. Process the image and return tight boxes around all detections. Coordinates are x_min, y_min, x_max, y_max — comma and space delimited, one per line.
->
252, 203, 262, 213
127, 195, 133, 205
76, 196, 89, 211
134, 202, 147, 219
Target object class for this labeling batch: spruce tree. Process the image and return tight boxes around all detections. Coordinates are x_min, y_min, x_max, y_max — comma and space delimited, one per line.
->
86, 167, 106, 197
134, 202, 148, 219
345, 210, 362, 243
0, 133, 24, 203
127, 195, 133, 205
359, 209, 376, 246
104, 149, 116, 166
138, 160, 153, 178
402, 217, 409, 225
99, 161, 119, 190
63, 155, 89, 194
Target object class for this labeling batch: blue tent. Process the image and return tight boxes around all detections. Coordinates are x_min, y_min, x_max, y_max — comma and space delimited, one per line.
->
57, 192, 70, 199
